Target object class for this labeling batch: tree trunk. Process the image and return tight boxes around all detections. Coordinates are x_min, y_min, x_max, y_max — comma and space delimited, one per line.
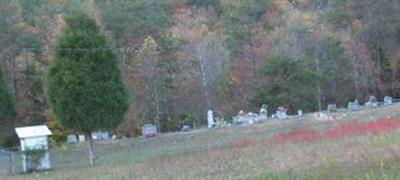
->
87, 132, 95, 166
199, 61, 211, 110
315, 54, 322, 112
10, 56, 18, 118
351, 54, 360, 99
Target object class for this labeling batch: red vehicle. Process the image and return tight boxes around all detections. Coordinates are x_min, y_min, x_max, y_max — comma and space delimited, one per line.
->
142, 124, 158, 138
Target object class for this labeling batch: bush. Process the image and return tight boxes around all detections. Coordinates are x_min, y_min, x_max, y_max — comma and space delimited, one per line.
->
23, 148, 47, 173
2, 133, 19, 149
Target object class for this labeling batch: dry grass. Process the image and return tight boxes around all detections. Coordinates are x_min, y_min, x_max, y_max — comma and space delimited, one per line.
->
2, 104, 400, 180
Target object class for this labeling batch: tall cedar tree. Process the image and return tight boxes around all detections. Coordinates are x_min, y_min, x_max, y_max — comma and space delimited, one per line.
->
47, 11, 129, 166
0, 65, 16, 140
255, 55, 317, 113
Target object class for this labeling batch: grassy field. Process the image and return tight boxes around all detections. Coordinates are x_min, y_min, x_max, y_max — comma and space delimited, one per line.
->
2, 104, 400, 180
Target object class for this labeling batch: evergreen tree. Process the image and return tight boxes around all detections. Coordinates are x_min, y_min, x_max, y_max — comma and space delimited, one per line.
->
0, 65, 16, 125
0, 64, 16, 146
47, 11, 129, 166
255, 55, 317, 113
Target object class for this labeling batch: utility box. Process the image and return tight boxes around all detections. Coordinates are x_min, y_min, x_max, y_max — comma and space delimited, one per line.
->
15, 125, 52, 173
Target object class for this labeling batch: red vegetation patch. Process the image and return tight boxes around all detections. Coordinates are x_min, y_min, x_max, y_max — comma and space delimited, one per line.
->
273, 128, 320, 143
323, 121, 363, 138
361, 119, 400, 133
323, 119, 400, 139
272, 118, 400, 144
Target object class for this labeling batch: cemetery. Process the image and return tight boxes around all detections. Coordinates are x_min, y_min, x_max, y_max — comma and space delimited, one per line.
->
1, 94, 398, 177
1, 1, 400, 179
0, 101, 398, 179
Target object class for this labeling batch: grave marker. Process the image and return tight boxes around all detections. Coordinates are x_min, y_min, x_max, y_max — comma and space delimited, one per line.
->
384, 96, 393, 105
327, 104, 337, 113
207, 110, 215, 128
67, 134, 77, 144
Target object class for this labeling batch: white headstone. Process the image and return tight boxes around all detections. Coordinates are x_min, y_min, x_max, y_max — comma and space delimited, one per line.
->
348, 99, 360, 111
207, 110, 215, 128
259, 104, 268, 117
297, 110, 303, 116
327, 104, 337, 113
384, 96, 393, 105
67, 134, 77, 143
366, 95, 379, 107
78, 135, 86, 142
92, 131, 110, 141
276, 107, 287, 119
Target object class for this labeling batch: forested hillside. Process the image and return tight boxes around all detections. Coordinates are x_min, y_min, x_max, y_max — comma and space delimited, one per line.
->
1, 0, 399, 139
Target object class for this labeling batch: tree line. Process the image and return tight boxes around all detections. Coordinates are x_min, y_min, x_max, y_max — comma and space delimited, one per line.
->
1, 0, 399, 146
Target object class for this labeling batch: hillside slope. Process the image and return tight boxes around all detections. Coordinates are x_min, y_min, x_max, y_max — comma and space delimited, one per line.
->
2, 103, 400, 179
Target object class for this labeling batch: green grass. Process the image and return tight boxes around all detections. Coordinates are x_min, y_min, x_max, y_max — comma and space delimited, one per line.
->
254, 157, 400, 180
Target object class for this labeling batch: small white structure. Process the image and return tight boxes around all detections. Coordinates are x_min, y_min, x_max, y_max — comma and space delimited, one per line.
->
15, 125, 52, 172
207, 110, 215, 128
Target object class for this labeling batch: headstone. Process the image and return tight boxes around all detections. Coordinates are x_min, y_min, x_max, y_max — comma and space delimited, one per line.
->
248, 118, 254, 124
67, 134, 77, 143
297, 110, 303, 116
365, 95, 379, 107
347, 99, 360, 111
181, 125, 191, 132
259, 104, 268, 117
327, 104, 337, 113
78, 135, 85, 142
276, 106, 287, 119
233, 112, 253, 125
384, 96, 393, 105
207, 110, 215, 128
92, 131, 110, 141
214, 116, 229, 128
